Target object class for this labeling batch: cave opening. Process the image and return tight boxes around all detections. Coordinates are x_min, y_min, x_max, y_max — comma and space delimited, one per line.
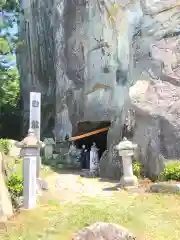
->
74, 121, 110, 160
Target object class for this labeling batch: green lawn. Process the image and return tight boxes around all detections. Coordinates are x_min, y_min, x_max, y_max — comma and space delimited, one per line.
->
1, 189, 180, 240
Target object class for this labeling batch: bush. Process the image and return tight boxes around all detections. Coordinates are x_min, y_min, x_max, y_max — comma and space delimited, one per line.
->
0, 138, 12, 154
159, 161, 180, 181
132, 160, 142, 178
8, 173, 23, 208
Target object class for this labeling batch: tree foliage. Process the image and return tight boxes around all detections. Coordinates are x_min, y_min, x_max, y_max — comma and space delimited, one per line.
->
1, 0, 20, 12
0, 0, 20, 112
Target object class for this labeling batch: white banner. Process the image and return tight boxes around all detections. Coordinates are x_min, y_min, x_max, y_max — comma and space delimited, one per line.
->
29, 92, 41, 140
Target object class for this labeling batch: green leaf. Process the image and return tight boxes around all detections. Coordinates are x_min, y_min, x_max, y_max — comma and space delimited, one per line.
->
0, 37, 10, 54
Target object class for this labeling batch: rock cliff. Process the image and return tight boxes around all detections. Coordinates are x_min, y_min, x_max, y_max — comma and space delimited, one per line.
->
17, 0, 180, 179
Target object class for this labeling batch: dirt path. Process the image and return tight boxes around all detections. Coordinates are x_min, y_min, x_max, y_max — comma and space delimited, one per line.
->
44, 171, 118, 203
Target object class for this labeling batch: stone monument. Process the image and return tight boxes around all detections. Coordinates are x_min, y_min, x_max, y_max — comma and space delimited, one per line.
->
115, 137, 138, 188
90, 142, 99, 175
44, 138, 55, 159
29, 92, 41, 178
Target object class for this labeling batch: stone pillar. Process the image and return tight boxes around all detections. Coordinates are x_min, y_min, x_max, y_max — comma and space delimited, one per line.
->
20, 129, 39, 209
116, 138, 138, 188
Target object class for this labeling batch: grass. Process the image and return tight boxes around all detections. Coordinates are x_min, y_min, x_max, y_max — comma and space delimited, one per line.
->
2, 155, 180, 239
1, 187, 180, 239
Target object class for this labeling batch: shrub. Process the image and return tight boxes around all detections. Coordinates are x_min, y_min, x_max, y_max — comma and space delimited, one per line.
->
132, 160, 142, 178
0, 138, 12, 154
159, 161, 180, 181
8, 173, 23, 208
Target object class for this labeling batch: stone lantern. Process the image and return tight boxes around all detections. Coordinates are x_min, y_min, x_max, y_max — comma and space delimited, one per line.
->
115, 137, 138, 188
18, 129, 41, 209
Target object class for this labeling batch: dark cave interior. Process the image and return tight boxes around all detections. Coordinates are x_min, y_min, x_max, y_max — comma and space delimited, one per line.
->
74, 121, 110, 159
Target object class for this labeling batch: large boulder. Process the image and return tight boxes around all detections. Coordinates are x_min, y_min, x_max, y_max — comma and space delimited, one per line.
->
0, 152, 13, 222
130, 78, 180, 179
18, 0, 180, 179
72, 222, 136, 240
128, 1, 180, 178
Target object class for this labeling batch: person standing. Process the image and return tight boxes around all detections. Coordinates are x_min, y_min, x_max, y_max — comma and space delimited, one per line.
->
80, 145, 87, 169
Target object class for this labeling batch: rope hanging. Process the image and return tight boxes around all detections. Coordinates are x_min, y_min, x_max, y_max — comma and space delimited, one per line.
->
70, 127, 109, 141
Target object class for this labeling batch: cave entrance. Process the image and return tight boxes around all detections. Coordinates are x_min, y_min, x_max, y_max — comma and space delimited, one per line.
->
74, 121, 110, 160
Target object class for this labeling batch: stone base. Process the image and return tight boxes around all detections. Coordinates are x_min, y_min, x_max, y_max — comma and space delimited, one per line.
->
120, 175, 138, 188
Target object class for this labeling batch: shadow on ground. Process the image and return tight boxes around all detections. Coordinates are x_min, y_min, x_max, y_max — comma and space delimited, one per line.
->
102, 185, 120, 191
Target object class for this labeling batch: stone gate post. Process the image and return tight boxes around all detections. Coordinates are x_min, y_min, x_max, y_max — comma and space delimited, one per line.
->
20, 129, 39, 209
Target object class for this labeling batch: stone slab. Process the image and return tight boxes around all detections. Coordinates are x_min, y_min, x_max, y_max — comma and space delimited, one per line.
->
150, 182, 180, 194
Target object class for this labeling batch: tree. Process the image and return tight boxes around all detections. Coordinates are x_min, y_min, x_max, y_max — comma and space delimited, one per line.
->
0, 0, 21, 138
0, 0, 20, 109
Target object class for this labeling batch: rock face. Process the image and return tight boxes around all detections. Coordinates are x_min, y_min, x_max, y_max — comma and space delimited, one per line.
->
72, 222, 136, 240
18, 0, 180, 179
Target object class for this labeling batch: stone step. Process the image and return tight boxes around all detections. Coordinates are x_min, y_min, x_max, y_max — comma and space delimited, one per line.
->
80, 169, 98, 178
